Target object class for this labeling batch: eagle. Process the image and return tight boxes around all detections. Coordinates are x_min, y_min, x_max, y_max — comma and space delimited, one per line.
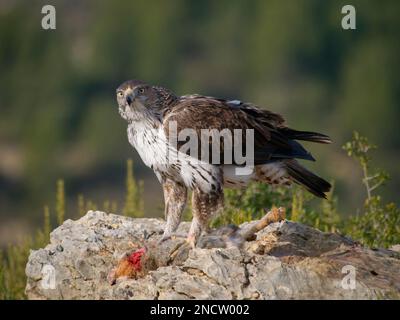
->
116, 79, 331, 248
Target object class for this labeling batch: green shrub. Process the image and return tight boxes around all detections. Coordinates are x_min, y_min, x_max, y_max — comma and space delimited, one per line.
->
123, 159, 144, 217
213, 132, 399, 248
0, 250, 5, 300
342, 132, 400, 247
0, 159, 144, 299
56, 180, 65, 226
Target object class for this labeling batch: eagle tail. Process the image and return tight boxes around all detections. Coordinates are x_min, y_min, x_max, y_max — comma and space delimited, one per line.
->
285, 160, 331, 198
282, 129, 332, 144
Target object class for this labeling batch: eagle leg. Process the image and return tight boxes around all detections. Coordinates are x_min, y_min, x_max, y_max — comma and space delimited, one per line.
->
188, 188, 224, 248
160, 179, 188, 242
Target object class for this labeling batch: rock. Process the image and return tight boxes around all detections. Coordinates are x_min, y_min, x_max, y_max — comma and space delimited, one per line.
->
390, 244, 400, 253
25, 210, 400, 300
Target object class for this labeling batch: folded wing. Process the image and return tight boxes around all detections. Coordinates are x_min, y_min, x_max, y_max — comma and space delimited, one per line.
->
163, 95, 331, 166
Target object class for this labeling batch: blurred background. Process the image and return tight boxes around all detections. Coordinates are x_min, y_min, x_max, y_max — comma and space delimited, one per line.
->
0, 0, 399, 246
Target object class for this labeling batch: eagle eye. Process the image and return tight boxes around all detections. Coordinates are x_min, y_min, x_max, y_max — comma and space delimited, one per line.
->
138, 88, 145, 94
117, 91, 124, 97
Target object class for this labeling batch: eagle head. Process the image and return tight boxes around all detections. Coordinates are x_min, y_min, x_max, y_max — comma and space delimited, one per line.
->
116, 79, 176, 122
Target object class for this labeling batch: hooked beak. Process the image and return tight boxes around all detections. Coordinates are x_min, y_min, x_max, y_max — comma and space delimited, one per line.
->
126, 95, 133, 106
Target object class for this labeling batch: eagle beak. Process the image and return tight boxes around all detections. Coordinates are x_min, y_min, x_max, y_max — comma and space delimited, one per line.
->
126, 95, 133, 106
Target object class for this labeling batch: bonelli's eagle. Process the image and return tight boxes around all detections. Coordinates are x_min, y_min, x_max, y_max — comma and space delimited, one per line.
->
116, 80, 331, 247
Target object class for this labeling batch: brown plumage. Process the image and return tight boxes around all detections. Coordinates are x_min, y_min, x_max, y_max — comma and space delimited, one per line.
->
163, 95, 330, 165
116, 79, 331, 248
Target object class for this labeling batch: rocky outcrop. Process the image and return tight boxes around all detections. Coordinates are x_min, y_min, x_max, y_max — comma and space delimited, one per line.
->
25, 211, 400, 299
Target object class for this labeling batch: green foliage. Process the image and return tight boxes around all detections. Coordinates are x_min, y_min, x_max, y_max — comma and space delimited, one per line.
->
182, 191, 193, 222
78, 194, 85, 217
317, 184, 341, 233
343, 132, 389, 199
211, 184, 292, 227
0, 251, 5, 300
43, 206, 51, 240
0, 203, 55, 299
344, 197, 400, 248
289, 185, 315, 225
212, 181, 338, 232
56, 180, 65, 226
35, 206, 51, 246
0, 159, 144, 299
291, 183, 341, 233
1, 238, 32, 300
342, 132, 400, 247
123, 159, 144, 217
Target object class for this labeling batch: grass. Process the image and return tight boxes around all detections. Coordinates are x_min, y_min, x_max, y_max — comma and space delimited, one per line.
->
123, 159, 144, 217
0, 159, 144, 300
1, 132, 399, 299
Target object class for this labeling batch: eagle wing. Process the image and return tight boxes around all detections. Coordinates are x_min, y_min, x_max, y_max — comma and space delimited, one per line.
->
163, 95, 330, 165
